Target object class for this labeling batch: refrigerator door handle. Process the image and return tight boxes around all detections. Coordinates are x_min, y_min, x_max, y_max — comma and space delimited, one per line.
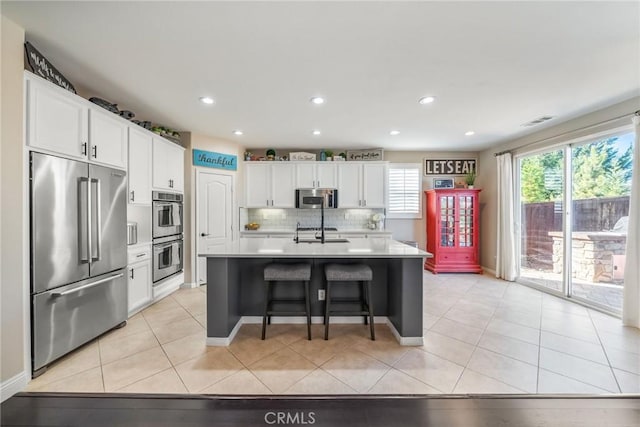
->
91, 178, 102, 262
78, 177, 90, 264
51, 273, 124, 297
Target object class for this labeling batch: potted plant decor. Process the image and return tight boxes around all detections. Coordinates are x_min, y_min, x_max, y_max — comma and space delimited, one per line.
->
266, 148, 276, 161
465, 171, 477, 189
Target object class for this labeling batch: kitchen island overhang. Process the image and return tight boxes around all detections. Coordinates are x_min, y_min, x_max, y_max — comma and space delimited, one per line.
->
199, 238, 432, 346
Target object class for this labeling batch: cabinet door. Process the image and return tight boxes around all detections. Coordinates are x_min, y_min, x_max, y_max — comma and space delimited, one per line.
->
89, 107, 127, 169
271, 163, 296, 207
245, 163, 271, 207
128, 261, 152, 314
27, 77, 88, 160
152, 138, 171, 191
337, 163, 362, 208
295, 163, 315, 188
166, 142, 184, 192
128, 128, 152, 204
316, 163, 337, 188
362, 163, 386, 207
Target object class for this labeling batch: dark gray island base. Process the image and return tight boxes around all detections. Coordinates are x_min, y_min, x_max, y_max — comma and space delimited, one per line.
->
201, 238, 431, 346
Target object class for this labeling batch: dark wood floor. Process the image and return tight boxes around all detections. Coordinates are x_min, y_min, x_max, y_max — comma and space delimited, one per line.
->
2, 393, 639, 427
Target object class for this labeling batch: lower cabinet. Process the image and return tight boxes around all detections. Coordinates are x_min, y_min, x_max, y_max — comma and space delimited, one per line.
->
127, 245, 152, 315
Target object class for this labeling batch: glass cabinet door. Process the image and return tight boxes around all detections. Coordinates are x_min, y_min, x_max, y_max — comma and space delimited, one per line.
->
439, 195, 455, 247
458, 195, 474, 247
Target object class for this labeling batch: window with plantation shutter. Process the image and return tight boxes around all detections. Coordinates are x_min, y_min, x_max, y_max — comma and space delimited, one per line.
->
388, 164, 422, 219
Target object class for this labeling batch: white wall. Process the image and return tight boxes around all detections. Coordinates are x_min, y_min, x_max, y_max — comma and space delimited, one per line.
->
183, 132, 245, 284
477, 96, 640, 272
1, 14, 27, 391
384, 150, 479, 249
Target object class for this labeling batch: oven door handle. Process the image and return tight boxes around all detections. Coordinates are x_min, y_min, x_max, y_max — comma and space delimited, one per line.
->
154, 241, 180, 251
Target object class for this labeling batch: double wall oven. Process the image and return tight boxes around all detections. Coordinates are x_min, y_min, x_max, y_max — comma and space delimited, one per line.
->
152, 191, 184, 283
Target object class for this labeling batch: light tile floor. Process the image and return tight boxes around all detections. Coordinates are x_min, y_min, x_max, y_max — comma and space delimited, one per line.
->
26, 273, 640, 394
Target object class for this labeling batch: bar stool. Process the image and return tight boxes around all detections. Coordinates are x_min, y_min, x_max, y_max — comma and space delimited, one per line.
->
262, 263, 312, 340
323, 263, 375, 341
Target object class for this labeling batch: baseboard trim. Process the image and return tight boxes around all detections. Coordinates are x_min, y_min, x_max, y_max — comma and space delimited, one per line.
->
482, 266, 496, 277
386, 320, 424, 346
206, 319, 244, 346
1, 371, 28, 403
180, 282, 199, 289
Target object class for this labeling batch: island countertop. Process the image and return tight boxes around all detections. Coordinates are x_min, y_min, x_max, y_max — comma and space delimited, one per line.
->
198, 237, 432, 259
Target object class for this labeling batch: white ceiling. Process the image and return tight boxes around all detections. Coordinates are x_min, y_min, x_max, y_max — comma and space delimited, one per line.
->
3, 1, 639, 151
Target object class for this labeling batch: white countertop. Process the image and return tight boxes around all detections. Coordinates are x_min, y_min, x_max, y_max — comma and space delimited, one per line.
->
199, 238, 431, 258
240, 229, 393, 235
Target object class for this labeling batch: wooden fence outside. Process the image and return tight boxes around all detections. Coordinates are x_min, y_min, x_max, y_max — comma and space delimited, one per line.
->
521, 196, 629, 270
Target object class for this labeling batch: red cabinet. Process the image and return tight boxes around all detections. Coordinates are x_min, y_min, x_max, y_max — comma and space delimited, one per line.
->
424, 189, 482, 274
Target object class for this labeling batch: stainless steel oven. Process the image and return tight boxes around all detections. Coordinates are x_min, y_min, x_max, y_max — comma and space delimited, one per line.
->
152, 191, 183, 239
153, 235, 183, 283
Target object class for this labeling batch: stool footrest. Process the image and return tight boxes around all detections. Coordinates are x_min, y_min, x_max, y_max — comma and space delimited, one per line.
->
269, 298, 307, 304
327, 310, 371, 316
266, 311, 308, 316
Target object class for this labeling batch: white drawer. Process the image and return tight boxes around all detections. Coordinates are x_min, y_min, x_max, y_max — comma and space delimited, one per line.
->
128, 245, 151, 264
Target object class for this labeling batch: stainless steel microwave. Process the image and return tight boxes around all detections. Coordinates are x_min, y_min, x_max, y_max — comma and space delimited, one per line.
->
295, 188, 338, 209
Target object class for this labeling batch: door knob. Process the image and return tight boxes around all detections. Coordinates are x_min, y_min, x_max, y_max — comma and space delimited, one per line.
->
201, 233, 210, 237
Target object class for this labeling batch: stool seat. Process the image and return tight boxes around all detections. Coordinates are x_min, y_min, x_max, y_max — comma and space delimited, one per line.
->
325, 264, 372, 281
264, 263, 311, 281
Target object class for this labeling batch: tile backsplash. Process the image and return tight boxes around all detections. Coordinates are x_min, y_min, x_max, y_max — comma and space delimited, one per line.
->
241, 208, 385, 230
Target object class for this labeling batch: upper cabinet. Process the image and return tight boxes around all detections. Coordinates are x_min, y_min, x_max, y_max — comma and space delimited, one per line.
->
26, 75, 88, 161
295, 163, 337, 188
245, 163, 296, 208
152, 137, 184, 193
127, 127, 152, 204
88, 107, 127, 169
26, 74, 127, 170
337, 162, 387, 208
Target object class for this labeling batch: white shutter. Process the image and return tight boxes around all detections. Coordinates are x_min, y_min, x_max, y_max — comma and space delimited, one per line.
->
388, 164, 421, 218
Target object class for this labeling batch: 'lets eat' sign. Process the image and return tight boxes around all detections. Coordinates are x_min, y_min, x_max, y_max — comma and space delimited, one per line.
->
193, 149, 237, 171
424, 158, 476, 176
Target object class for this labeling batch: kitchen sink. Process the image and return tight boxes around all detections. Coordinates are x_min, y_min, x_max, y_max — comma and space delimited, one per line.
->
295, 238, 350, 244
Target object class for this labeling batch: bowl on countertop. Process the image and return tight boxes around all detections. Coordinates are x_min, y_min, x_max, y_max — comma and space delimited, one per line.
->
245, 223, 260, 230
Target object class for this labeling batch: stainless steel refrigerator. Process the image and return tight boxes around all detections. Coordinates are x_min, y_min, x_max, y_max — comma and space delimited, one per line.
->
30, 152, 128, 374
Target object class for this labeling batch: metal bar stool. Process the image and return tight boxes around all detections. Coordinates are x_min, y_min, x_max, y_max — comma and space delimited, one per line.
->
323, 263, 375, 341
262, 263, 312, 340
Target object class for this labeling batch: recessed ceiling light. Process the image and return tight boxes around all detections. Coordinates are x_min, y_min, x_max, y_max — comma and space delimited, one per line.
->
312, 130, 321, 136
199, 96, 214, 105
232, 130, 243, 136
390, 130, 400, 136
465, 131, 475, 136
310, 97, 325, 105
418, 96, 435, 105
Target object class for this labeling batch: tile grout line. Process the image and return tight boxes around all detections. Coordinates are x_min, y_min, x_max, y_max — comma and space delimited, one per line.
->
97, 338, 106, 392
587, 308, 623, 393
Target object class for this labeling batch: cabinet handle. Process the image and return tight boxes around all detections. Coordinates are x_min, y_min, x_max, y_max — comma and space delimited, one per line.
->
169, 179, 173, 188
92, 145, 97, 158
317, 180, 320, 187
136, 253, 146, 258
363, 200, 367, 207
81, 142, 87, 155
130, 190, 135, 202
130, 269, 135, 279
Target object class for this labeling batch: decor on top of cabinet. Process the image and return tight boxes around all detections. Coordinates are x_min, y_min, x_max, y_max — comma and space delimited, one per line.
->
346, 148, 383, 161
325, 150, 334, 161
119, 110, 135, 120
24, 41, 77, 94
465, 171, 477, 189
151, 126, 181, 145
290, 152, 316, 161
244, 151, 252, 161
89, 97, 120, 114
132, 120, 153, 130
266, 148, 276, 160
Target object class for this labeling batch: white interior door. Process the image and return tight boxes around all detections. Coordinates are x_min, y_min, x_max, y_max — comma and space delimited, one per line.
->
196, 171, 233, 285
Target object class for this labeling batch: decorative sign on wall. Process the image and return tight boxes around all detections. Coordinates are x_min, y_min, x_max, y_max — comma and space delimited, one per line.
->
424, 158, 477, 176
193, 149, 237, 171
24, 42, 76, 94
346, 148, 384, 161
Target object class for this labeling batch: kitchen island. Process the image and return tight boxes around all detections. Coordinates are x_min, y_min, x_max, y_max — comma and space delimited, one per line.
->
199, 238, 432, 346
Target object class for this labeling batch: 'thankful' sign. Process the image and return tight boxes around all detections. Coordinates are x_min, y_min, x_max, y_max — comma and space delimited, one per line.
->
424, 158, 477, 176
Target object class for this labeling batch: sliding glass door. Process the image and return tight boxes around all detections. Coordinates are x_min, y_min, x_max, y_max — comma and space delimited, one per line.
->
517, 130, 634, 314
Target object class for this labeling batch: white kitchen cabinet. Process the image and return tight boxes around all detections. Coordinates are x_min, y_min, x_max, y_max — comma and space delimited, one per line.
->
127, 127, 152, 204
127, 245, 152, 315
245, 163, 295, 208
337, 162, 387, 208
295, 162, 337, 189
26, 73, 127, 170
152, 137, 184, 192
89, 107, 128, 169
26, 75, 88, 160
